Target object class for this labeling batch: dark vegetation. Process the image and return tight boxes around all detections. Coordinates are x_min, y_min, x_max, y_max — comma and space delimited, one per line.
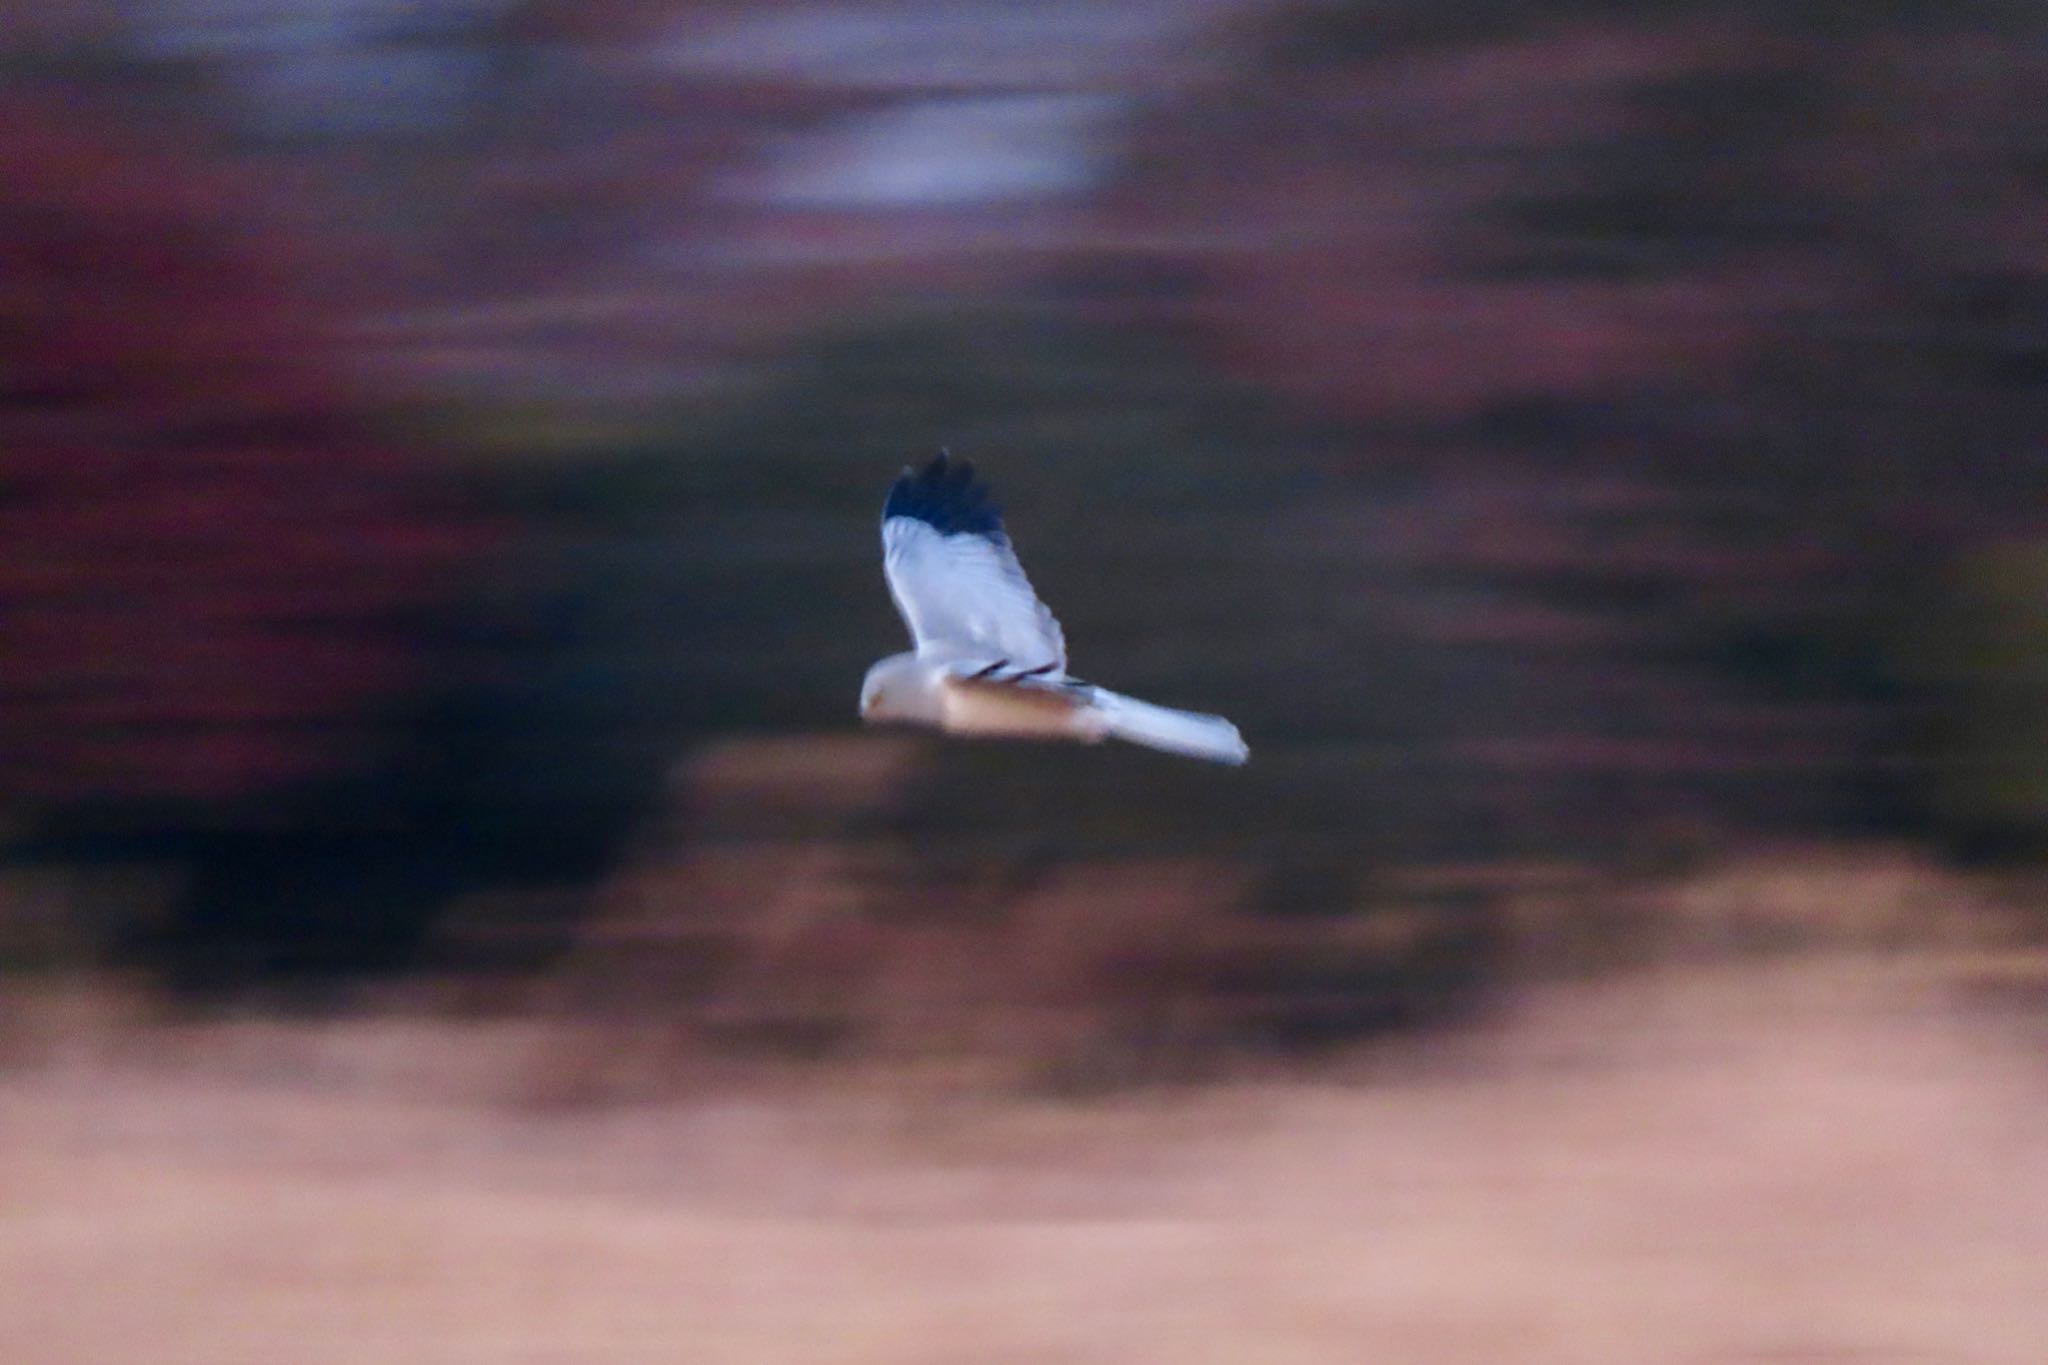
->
1, 1, 2045, 1043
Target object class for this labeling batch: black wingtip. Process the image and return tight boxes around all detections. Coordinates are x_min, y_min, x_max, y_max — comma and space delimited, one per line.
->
883, 448, 1004, 538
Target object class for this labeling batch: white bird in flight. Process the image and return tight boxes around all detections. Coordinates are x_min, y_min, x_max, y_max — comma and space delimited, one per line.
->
859, 452, 1249, 764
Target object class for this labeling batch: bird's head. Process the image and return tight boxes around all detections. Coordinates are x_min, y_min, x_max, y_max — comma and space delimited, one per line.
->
859, 653, 929, 726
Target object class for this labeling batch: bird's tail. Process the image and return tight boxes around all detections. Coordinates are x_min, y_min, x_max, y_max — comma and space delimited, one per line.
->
1091, 688, 1249, 765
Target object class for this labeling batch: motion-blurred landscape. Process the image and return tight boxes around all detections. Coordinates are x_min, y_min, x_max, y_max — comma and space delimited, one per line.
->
3, 1, 2048, 1360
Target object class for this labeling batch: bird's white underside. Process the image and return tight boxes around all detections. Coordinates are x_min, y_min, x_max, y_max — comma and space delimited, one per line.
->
937, 673, 1106, 742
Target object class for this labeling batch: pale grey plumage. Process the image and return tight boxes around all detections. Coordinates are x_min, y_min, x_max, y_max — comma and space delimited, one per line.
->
860, 453, 1247, 765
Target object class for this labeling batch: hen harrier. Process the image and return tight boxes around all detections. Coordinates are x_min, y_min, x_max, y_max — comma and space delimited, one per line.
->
860, 452, 1248, 764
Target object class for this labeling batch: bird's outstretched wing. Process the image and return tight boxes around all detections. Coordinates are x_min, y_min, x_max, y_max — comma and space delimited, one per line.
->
881, 452, 1067, 674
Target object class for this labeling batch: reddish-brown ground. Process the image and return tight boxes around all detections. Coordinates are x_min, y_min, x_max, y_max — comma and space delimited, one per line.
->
3, 949, 2045, 1364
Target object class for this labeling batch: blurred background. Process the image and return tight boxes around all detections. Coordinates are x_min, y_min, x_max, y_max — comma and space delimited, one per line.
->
3, 2, 2048, 1361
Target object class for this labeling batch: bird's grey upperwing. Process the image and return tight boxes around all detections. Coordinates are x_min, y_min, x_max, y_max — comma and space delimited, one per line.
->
880, 452, 1067, 674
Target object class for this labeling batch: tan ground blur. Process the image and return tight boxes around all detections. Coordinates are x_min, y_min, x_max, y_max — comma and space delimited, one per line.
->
4, 935, 2048, 1365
